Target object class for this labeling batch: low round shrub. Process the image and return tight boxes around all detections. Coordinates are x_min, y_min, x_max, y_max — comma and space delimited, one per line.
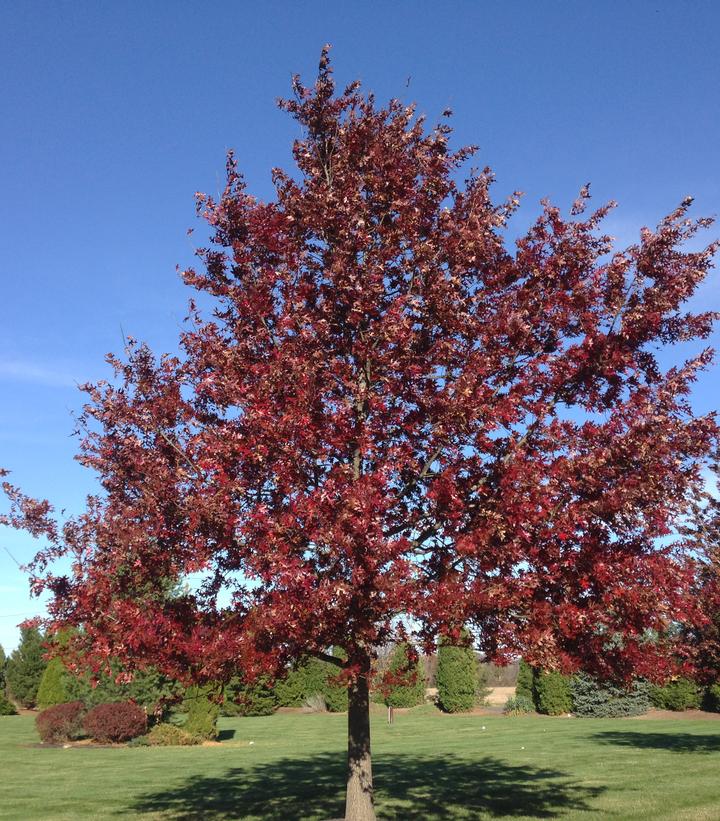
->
503, 694, 535, 715
83, 701, 147, 743
36, 700, 85, 743
146, 722, 201, 746
535, 671, 572, 715
650, 678, 700, 712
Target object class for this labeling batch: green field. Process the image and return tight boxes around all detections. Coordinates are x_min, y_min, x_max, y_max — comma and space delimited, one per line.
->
2, 706, 720, 820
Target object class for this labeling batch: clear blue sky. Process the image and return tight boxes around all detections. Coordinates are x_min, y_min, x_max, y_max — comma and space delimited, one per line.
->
1, 1, 718, 651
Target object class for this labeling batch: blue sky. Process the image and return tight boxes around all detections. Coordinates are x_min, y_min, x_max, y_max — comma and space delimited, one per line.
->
1, 1, 719, 651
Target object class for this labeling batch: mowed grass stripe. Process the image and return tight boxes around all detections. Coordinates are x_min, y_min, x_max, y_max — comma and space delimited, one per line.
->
1, 708, 719, 819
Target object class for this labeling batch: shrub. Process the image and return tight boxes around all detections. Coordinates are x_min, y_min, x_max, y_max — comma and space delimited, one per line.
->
5, 626, 47, 708
650, 677, 700, 711
83, 701, 147, 742
184, 684, 220, 739
0, 692, 17, 715
36, 701, 85, 743
382, 643, 425, 708
36, 657, 70, 710
222, 676, 277, 716
515, 660, 535, 701
702, 683, 720, 713
302, 693, 328, 713
503, 694, 535, 715
534, 670, 572, 715
146, 722, 201, 746
571, 674, 650, 718
436, 633, 480, 713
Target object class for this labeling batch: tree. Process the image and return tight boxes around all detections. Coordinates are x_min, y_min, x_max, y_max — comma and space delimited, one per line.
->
36, 656, 70, 709
184, 683, 220, 740
534, 669, 573, 715
515, 659, 535, 702
682, 460, 720, 683
65, 659, 181, 719
436, 635, 480, 713
222, 674, 277, 716
1, 48, 718, 819
380, 642, 425, 708
5, 626, 47, 708
0, 643, 6, 690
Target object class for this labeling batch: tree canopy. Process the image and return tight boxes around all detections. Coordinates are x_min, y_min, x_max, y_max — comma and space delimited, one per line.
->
2, 48, 717, 820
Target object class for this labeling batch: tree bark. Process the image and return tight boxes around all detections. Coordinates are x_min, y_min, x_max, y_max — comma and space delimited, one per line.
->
345, 653, 375, 821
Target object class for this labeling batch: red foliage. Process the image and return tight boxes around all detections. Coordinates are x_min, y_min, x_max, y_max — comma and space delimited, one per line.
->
82, 701, 147, 743
36, 701, 85, 743
680, 461, 720, 683
1, 47, 719, 815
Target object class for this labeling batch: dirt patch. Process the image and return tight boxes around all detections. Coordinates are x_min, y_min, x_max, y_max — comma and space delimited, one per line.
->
630, 708, 720, 721
26, 740, 124, 749
486, 686, 515, 706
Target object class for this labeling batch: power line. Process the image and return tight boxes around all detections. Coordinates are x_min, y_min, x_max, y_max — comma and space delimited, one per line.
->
1, 544, 23, 568
0, 612, 41, 619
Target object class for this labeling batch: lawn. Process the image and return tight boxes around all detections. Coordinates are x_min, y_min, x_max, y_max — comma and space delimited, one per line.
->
2, 706, 720, 820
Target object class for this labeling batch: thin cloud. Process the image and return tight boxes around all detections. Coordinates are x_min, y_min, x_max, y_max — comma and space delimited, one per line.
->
0, 359, 80, 388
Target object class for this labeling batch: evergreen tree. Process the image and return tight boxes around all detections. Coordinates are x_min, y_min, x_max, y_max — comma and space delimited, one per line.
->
534, 670, 573, 715
223, 675, 277, 716
383, 643, 425, 708
515, 659, 535, 702
184, 683, 220, 739
436, 634, 480, 713
64, 658, 180, 719
5, 626, 47, 708
36, 657, 69, 709
0, 643, 17, 714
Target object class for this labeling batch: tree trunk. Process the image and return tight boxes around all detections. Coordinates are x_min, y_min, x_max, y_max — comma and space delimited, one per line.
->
345, 654, 375, 821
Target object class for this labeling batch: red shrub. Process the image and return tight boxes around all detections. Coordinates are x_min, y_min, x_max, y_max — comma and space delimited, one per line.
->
83, 701, 147, 743
36, 701, 85, 743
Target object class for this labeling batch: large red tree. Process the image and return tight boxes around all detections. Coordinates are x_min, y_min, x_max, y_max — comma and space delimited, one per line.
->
2, 50, 718, 819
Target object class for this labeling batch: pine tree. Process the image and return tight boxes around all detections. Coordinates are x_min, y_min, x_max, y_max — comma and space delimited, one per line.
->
5, 626, 47, 708
184, 683, 220, 739
0, 643, 6, 690
436, 634, 480, 713
36, 657, 69, 709
515, 659, 535, 702
383, 643, 425, 708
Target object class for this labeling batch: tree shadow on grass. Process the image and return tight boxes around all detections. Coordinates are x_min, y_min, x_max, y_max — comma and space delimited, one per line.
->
129, 752, 605, 819
594, 731, 720, 754
217, 729, 236, 742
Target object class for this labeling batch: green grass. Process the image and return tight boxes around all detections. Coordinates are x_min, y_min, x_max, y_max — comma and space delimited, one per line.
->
2, 706, 720, 819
